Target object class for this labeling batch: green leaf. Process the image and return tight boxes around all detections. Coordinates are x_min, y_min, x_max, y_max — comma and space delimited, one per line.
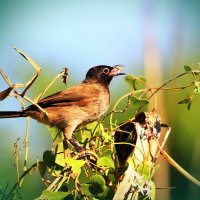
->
101, 131, 112, 143
97, 188, 115, 200
43, 151, 55, 168
137, 161, 151, 181
36, 190, 70, 200
178, 98, 190, 104
140, 99, 149, 105
138, 76, 146, 83
47, 126, 63, 144
150, 181, 156, 200
130, 96, 138, 104
107, 173, 116, 182
178, 94, 191, 103
178, 95, 193, 110
130, 96, 149, 106
124, 75, 136, 90
81, 184, 92, 196
65, 158, 86, 174
85, 121, 101, 135
82, 122, 104, 142
184, 65, 192, 72
55, 143, 65, 167
97, 156, 114, 169
194, 81, 200, 93
125, 75, 146, 91
81, 129, 92, 143
89, 175, 106, 195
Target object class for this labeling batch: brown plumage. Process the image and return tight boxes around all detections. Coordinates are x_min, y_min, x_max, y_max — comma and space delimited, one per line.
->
0, 65, 124, 149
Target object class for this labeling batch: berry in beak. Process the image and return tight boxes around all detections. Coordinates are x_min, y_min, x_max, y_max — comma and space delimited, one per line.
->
109, 65, 126, 77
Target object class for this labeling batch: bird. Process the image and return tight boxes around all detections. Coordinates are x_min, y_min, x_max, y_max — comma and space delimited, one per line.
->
114, 111, 162, 166
0, 65, 125, 150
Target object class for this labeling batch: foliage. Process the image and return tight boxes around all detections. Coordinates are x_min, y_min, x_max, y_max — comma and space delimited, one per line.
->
1, 48, 200, 200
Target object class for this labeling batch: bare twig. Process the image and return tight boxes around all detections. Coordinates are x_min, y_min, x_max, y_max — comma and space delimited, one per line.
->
161, 150, 200, 187
13, 46, 42, 97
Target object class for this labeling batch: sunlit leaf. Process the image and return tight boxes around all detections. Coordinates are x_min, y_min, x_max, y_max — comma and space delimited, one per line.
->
36, 190, 70, 200
97, 156, 114, 169
124, 75, 136, 91
82, 122, 104, 143
88, 122, 104, 135
55, 143, 65, 167
125, 75, 147, 91
85, 121, 98, 131
0, 87, 12, 101
150, 181, 156, 200
101, 131, 112, 143
194, 81, 200, 93
65, 158, 86, 174
81, 128, 93, 143
137, 161, 151, 181
47, 126, 63, 143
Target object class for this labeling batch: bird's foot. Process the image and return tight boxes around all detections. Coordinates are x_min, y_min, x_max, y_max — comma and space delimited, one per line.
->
63, 139, 89, 159
68, 138, 86, 152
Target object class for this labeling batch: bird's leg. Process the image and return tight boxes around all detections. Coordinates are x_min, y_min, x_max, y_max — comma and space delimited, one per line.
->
68, 138, 85, 152
63, 126, 85, 157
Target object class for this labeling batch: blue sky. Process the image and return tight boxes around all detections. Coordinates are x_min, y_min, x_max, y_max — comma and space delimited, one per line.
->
0, 1, 199, 76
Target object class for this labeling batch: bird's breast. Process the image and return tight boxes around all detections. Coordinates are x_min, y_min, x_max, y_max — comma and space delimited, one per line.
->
79, 87, 110, 125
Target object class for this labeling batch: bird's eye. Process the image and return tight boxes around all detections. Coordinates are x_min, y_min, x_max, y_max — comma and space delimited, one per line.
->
103, 68, 110, 74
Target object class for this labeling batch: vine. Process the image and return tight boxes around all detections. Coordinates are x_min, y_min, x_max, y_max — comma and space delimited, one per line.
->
0, 48, 200, 200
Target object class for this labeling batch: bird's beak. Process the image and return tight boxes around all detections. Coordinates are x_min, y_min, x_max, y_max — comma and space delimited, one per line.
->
109, 65, 126, 77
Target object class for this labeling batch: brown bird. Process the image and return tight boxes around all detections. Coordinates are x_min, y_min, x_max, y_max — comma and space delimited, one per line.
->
0, 65, 124, 150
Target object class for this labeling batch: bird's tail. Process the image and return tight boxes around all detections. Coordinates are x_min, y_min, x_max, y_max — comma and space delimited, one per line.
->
0, 111, 26, 118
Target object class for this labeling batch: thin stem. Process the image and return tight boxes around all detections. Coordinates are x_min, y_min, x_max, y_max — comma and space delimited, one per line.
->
109, 89, 149, 130
37, 70, 67, 101
148, 70, 200, 100
23, 117, 30, 171
161, 150, 200, 187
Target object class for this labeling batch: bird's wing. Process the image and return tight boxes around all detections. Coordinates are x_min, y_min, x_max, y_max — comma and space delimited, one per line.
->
27, 83, 100, 109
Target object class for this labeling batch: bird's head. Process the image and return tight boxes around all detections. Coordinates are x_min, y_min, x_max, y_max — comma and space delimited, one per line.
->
84, 65, 125, 85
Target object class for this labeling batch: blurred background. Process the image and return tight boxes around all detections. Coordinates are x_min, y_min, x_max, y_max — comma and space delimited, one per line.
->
0, 0, 200, 199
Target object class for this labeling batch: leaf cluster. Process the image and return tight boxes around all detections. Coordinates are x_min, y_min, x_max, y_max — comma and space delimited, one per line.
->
1, 49, 200, 200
